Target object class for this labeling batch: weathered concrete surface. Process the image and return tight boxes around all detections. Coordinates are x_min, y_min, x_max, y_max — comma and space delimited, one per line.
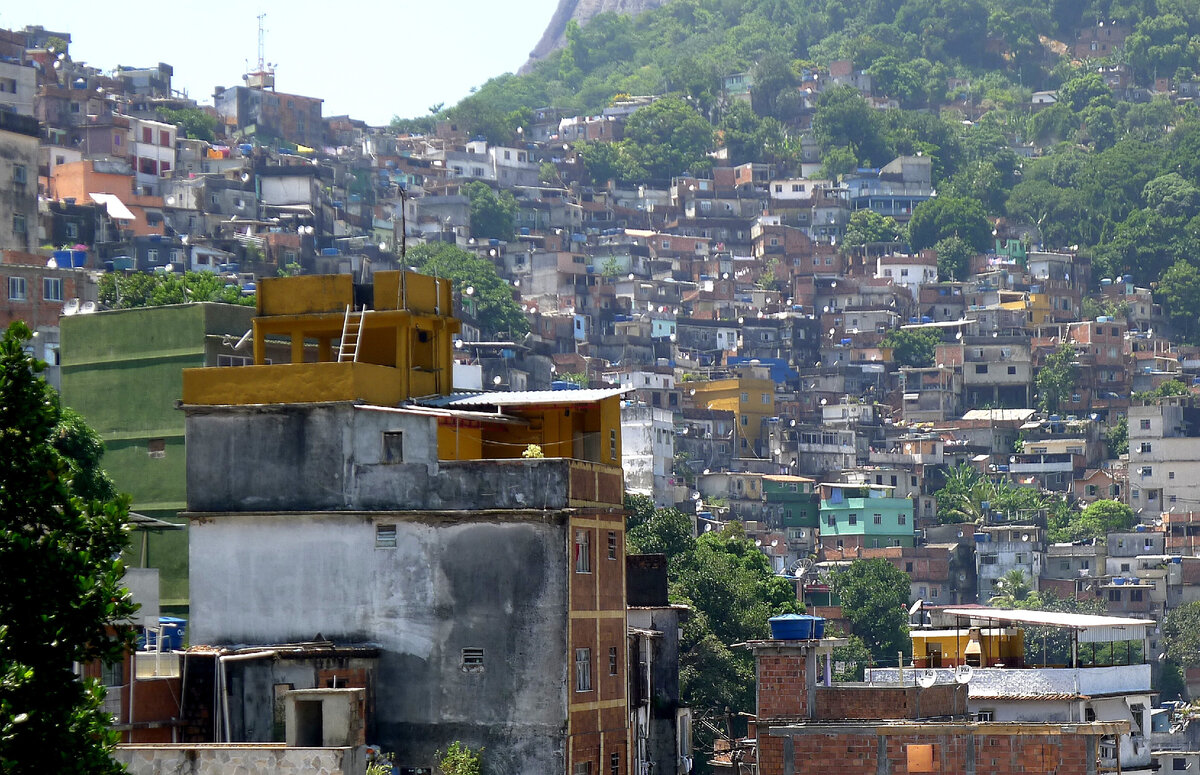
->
115, 744, 362, 774
185, 403, 577, 512
190, 513, 570, 773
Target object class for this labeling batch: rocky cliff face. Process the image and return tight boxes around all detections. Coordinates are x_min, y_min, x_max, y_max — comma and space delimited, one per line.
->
523, 0, 670, 71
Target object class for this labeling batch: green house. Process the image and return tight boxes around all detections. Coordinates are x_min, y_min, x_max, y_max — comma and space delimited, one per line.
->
818, 482, 914, 552
60, 303, 257, 612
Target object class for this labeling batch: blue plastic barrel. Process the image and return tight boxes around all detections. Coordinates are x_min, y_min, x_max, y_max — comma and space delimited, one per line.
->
770, 614, 815, 640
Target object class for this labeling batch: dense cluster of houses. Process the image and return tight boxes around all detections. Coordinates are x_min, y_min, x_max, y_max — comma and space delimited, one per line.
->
7, 16, 1200, 775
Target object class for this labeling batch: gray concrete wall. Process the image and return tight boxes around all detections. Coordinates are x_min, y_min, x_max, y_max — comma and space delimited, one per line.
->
185, 404, 574, 512
116, 744, 361, 774
190, 512, 570, 773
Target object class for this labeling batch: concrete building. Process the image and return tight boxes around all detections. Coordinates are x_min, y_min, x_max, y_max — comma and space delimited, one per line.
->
0, 111, 38, 253
621, 403, 676, 508
976, 525, 1045, 601
213, 84, 324, 149
1128, 396, 1200, 515
180, 272, 630, 774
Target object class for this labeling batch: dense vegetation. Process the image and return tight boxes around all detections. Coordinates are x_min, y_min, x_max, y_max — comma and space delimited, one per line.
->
393, 0, 1200, 339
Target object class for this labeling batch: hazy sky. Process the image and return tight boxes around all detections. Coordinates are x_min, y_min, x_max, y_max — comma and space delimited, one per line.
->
6, 0, 562, 126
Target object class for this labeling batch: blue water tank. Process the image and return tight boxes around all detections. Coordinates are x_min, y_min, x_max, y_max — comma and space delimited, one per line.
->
770, 614, 816, 640
1113, 577, 1125, 585
551, 380, 582, 391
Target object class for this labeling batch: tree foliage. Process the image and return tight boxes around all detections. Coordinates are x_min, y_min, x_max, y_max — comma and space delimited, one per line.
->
907, 196, 992, 253
1036, 343, 1077, 414
833, 559, 911, 660
625, 497, 799, 717
406, 242, 528, 338
843, 210, 901, 248
1163, 601, 1200, 668
465, 181, 518, 242
882, 328, 941, 368
0, 321, 135, 774
1046, 500, 1136, 544
98, 271, 254, 309
156, 106, 218, 142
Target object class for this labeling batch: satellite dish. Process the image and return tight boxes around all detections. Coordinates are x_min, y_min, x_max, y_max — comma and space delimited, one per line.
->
908, 599, 923, 617
957, 531, 965, 538
1021, 534, 1030, 542
917, 670, 937, 689
770, 539, 779, 547
166, 196, 176, 206
241, 172, 251, 182
954, 665, 974, 684
755, 539, 762, 547
704, 523, 713, 532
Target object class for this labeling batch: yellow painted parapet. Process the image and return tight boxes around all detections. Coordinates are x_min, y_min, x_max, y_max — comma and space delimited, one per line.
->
257, 274, 354, 316
373, 271, 454, 315
182, 361, 407, 406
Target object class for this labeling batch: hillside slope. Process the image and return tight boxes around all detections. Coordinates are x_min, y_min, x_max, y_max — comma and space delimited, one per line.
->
523, 0, 669, 71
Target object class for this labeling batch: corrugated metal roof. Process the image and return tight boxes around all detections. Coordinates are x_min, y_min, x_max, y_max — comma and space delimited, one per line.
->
941, 607, 1149, 640
421, 387, 629, 408
962, 409, 1038, 422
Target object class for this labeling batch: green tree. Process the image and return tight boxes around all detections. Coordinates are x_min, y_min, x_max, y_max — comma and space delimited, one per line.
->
577, 141, 645, 186
406, 242, 528, 338
882, 328, 942, 368
1036, 343, 1077, 414
1105, 416, 1129, 457
933, 235, 973, 281
934, 463, 989, 524
1158, 260, 1200, 345
908, 196, 992, 252
812, 85, 891, 167
623, 96, 714, 184
465, 181, 517, 242
989, 569, 1031, 606
1047, 500, 1136, 544
156, 106, 219, 142
1163, 601, 1200, 668
53, 408, 117, 503
834, 559, 911, 660
98, 271, 254, 308
843, 210, 901, 248
0, 321, 136, 774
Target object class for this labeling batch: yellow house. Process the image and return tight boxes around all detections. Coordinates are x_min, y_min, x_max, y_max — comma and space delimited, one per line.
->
181, 271, 624, 470
688, 377, 775, 457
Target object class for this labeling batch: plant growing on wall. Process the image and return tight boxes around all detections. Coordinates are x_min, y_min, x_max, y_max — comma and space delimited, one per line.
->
438, 741, 483, 775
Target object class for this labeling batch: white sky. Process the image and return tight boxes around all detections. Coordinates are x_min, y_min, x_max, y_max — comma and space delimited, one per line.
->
5, 0, 562, 126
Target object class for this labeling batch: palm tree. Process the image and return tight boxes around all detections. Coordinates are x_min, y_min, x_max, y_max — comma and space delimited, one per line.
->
935, 463, 991, 524
989, 569, 1031, 607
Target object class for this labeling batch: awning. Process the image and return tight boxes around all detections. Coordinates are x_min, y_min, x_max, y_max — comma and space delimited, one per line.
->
89, 192, 136, 220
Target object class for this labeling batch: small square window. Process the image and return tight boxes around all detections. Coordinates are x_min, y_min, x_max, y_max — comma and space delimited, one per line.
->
462, 647, 484, 671
147, 438, 166, 458
376, 524, 397, 548
43, 277, 64, 302
382, 431, 404, 463
1140, 419, 1151, 430
8, 276, 26, 300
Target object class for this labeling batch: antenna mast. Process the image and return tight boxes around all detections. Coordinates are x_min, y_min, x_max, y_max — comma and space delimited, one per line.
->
257, 13, 267, 73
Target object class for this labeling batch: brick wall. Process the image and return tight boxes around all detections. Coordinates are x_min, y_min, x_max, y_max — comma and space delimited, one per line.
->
815, 683, 963, 720
763, 726, 1106, 775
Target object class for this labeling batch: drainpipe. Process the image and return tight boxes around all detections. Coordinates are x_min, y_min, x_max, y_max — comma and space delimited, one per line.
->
218, 651, 278, 742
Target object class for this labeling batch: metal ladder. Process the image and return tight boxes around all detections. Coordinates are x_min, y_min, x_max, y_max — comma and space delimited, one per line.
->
338, 305, 364, 362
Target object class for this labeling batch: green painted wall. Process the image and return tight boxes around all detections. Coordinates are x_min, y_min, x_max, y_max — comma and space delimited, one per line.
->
60, 303, 255, 609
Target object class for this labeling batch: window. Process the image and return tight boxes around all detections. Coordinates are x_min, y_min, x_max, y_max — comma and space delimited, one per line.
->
574, 763, 592, 775
762, 393, 770, 404
146, 249, 159, 264
848, 514, 857, 525
575, 530, 591, 573
981, 555, 997, 565
740, 392, 749, 402
375, 524, 397, 548
1140, 419, 1151, 430
898, 513, 907, 525
1108, 589, 1121, 601
974, 710, 994, 722
1173, 758, 1188, 771
975, 364, 988, 374
65, 222, 79, 240
12, 214, 25, 235
43, 278, 64, 302
1060, 560, 1071, 571
607, 531, 617, 559
12, 164, 26, 184
906, 744, 936, 773
827, 515, 836, 527
147, 438, 166, 459
1007, 366, 1016, 375
905, 562, 914, 572
930, 587, 939, 598
610, 752, 619, 775
1140, 443, 1152, 453
382, 431, 404, 463
575, 648, 592, 692
609, 646, 618, 675
1130, 589, 1144, 602
462, 648, 485, 670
